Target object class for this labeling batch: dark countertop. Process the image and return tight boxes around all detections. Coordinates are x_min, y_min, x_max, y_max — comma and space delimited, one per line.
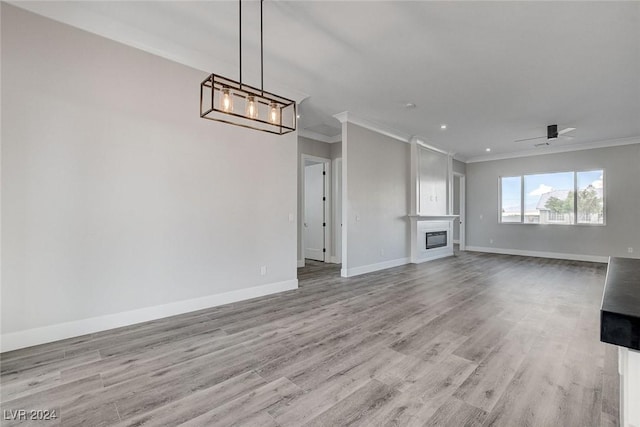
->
601, 257, 640, 350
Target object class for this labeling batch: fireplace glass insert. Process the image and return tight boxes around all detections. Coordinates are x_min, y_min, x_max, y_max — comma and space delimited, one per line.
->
426, 231, 447, 250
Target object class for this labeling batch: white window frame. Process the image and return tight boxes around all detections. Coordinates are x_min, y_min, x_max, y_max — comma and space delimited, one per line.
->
498, 169, 606, 226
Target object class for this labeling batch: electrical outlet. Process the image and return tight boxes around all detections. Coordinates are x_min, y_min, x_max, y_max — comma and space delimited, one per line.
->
628, 247, 634, 254
480, 214, 484, 220
288, 213, 294, 222
489, 239, 494, 244
380, 248, 385, 256
260, 265, 267, 275
355, 215, 361, 222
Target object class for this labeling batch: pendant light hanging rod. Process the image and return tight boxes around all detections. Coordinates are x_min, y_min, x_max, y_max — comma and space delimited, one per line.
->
238, 0, 264, 91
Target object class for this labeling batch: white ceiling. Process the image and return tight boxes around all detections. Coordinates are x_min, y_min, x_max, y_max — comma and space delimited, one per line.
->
12, 1, 640, 161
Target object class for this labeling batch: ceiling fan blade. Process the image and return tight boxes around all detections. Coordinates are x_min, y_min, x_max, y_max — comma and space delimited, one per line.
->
558, 127, 576, 135
515, 135, 545, 143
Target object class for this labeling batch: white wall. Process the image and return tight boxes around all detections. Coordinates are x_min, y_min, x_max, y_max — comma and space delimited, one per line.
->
342, 123, 410, 276
465, 143, 640, 261
1, 5, 298, 350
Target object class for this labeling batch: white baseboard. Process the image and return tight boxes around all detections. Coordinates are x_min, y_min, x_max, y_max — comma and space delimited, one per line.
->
412, 251, 455, 264
0, 279, 298, 353
297, 259, 305, 268
341, 257, 410, 278
465, 246, 608, 263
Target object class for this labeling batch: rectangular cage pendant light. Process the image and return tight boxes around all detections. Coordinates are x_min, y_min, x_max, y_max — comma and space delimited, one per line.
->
200, 74, 296, 135
200, 0, 296, 135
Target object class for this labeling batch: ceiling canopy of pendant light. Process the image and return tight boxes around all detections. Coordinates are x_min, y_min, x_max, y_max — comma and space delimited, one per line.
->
200, 0, 296, 135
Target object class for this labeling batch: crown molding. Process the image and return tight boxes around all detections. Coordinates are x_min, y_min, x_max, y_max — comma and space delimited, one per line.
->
299, 129, 341, 144
333, 111, 412, 143
332, 111, 455, 157
452, 153, 468, 163
465, 136, 640, 163
411, 136, 454, 157
9, 1, 310, 104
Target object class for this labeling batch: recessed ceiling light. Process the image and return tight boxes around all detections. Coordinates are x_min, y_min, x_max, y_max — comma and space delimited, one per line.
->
486, 148, 491, 152
404, 103, 416, 109
296, 114, 301, 119
440, 124, 447, 130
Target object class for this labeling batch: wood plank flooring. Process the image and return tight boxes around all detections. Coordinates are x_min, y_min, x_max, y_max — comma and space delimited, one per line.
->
0, 252, 618, 426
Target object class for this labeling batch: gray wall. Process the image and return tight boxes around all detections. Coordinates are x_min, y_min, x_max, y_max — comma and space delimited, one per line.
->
344, 123, 410, 272
1, 6, 297, 344
331, 142, 342, 160
298, 136, 332, 160
466, 143, 640, 259
453, 159, 466, 175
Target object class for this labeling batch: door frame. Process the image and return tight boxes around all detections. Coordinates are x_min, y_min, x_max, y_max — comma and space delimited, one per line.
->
453, 172, 466, 251
300, 154, 332, 265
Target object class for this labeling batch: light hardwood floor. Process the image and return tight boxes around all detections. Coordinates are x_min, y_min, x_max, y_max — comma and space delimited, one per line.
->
1, 252, 618, 426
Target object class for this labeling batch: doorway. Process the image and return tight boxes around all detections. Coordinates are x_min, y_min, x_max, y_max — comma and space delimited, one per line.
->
453, 173, 466, 252
304, 162, 326, 261
301, 155, 331, 264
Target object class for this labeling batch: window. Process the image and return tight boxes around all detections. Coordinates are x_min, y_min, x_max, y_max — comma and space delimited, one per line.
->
499, 169, 604, 225
577, 170, 604, 224
500, 176, 522, 223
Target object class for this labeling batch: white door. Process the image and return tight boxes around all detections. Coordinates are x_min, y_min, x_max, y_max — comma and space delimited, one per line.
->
305, 163, 325, 261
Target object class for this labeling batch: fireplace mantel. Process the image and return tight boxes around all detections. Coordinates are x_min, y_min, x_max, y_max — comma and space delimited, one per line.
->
408, 215, 459, 221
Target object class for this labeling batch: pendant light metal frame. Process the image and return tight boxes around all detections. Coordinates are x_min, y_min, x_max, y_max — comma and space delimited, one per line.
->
200, 0, 296, 135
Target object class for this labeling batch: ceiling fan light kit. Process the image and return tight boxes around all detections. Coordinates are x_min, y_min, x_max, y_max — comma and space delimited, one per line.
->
200, 0, 296, 135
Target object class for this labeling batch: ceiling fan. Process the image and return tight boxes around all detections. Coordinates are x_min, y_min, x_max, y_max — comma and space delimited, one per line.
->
515, 124, 576, 147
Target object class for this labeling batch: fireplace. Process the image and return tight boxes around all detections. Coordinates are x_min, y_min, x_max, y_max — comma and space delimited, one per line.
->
408, 217, 456, 263
426, 231, 447, 250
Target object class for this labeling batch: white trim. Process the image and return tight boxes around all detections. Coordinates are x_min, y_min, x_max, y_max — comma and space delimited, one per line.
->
453, 173, 466, 251
465, 246, 608, 263
297, 259, 305, 268
299, 129, 341, 144
453, 240, 460, 244
0, 279, 298, 352
465, 137, 640, 163
415, 138, 453, 157
333, 111, 413, 143
333, 158, 343, 264
341, 123, 349, 277
341, 257, 410, 278
408, 215, 458, 220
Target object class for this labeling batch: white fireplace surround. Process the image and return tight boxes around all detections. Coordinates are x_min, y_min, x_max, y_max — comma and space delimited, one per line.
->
408, 215, 457, 263
407, 139, 458, 264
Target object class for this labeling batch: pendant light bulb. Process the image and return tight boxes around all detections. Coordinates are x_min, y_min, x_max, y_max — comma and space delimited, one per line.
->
246, 96, 258, 119
269, 102, 279, 124
220, 87, 233, 113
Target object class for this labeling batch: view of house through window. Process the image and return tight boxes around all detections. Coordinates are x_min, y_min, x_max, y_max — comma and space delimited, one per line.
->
500, 170, 604, 225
